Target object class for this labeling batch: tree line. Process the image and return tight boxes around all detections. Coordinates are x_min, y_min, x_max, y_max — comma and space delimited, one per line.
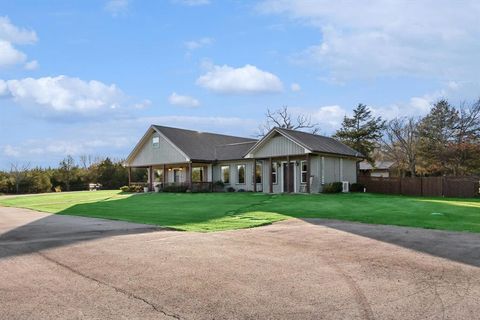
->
261, 99, 480, 177
1, 98, 478, 194
0, 157, 146, 194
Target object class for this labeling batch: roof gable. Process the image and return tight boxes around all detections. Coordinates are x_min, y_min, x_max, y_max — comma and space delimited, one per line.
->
246, 127, 363, 158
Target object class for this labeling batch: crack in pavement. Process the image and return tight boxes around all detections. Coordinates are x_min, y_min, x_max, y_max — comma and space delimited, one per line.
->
37, 251, 183, 320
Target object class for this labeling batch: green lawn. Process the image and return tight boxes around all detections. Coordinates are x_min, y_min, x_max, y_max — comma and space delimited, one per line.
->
0, 191, 479, 233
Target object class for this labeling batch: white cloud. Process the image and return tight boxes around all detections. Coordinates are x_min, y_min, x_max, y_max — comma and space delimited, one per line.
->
105, 0, 129, 16
172, 0, 210, 6
0, 75, 129, 115
0, 40, 26, 68
196, 64, 283, 94
168, 92, 200, 107
257, 0, 480, 81
184, 37, 213, 50
0, 17, 37, 44
24, 60, 38, 70
290, 83, 301, 92
291, 105, 347, 134
3, 145, 20, 157
0, 17, 37, 69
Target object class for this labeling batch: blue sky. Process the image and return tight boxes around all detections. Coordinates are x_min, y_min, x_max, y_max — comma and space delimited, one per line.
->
1, 0, 479, 169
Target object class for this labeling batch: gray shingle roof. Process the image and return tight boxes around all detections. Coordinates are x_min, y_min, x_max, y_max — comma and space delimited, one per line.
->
275, 127, 363, 158
153, 125, 256, 161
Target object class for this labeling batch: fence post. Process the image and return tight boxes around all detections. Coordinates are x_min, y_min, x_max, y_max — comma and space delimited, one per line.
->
420, 177, 423, 196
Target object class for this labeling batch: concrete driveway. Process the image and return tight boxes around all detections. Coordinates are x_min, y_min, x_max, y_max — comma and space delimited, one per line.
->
1, 206, 479, 320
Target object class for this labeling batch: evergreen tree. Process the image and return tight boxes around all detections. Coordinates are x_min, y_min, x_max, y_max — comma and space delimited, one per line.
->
334, 104, 386, 162
417, 99, 459, 175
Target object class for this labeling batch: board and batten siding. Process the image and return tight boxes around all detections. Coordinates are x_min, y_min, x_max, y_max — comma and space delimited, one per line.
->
252, 133, 306, 158
128, 131, 188, 166
213, 160, 265, 192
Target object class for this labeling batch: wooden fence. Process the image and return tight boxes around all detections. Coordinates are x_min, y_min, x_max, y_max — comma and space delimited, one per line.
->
358, 176, 480, 198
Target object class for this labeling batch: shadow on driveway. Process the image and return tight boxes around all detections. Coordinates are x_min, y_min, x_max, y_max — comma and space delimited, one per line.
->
306, 218, 480, 268
0, 207, 162, 259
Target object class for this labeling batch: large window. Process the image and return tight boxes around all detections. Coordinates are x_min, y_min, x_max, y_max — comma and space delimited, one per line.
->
271, 162, 277, 184
301, 161, 308, 184
152, 136, 160, 148
192, 167, 204, 182
237, 164, 245, 184
221, 165, 230, 184
255, 163, 262, 184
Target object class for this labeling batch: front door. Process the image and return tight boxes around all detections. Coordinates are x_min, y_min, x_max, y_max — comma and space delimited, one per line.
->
283, 163, 294, 192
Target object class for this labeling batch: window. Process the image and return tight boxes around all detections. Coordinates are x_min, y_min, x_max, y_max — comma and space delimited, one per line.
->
271, 162, 277, 184
255, 163, 262, 184
221, 165, 230, 184
301, 161, 308, 184
192, 167, 204, 182
173, 169, 181, 183
237, 164, 245, 184
152, 136, 160, 148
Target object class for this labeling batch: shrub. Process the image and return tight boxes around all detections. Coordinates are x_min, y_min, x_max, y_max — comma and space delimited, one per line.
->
54, 185, 62, 192
322, 182, 343, 193
350, 183, 365, 192
213, 180, 225, 192
120, 186, 130, 192
163, 184, 188, 193
237, 188, 245, 192
226, 186, 235, 192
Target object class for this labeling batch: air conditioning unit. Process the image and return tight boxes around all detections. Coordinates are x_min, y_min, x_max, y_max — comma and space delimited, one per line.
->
342, 181, 349, 193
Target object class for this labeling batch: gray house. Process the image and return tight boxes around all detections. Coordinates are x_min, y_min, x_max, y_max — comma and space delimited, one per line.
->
125, 125, 363, 193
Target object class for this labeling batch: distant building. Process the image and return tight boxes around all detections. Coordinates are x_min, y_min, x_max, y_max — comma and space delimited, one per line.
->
359, 161, 395, 178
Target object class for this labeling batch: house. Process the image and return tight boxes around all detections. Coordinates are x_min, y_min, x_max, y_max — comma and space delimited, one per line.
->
125, 125, 363, 193
359, 160, 395, 178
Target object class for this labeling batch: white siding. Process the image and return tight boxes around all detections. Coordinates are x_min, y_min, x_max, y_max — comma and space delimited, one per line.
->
253, 133, 305, 158
129, 131, 188, 166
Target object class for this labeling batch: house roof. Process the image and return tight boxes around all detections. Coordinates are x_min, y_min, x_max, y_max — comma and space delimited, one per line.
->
359, 160, 395, 170
127, 125, 364, 165
152, 125, 257, 161
247, 127, 363, 158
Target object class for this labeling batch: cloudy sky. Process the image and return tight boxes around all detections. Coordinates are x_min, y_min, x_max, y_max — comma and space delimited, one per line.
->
1, 0, 479, 169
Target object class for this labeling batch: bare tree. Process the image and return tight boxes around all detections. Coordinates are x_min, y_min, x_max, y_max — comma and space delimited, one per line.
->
451, 99, 480, 174
10, 162, 30, 194
79, 154, 94, 169
257, 106, 319, 137
381, 117, 420, 177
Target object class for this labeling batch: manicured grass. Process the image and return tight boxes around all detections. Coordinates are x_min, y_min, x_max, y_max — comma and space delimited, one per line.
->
0, 191, 479, 233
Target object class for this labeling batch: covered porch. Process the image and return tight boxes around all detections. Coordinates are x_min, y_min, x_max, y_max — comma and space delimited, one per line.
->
128, 162, 213, 192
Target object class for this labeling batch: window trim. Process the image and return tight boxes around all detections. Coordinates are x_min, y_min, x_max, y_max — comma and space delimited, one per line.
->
271, 162, 278, 185
255, 162, 262, 184
220, 165, 230, 184
236, 164, 246, 185
152, 136, 160, 148
300, 160, 308, 184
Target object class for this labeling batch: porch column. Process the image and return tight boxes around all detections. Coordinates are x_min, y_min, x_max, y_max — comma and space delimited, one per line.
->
128, 167, 132, 186
162, 164, 166, 186
253, 159, 257, 192
306, 153, 311, 194
269, 157, 273, 193
188, 162, 193, 190
286, 155, 291, 193
149, 166, 153, 191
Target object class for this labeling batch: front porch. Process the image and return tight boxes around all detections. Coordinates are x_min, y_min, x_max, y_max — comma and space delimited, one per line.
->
128, 162, 213, 192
